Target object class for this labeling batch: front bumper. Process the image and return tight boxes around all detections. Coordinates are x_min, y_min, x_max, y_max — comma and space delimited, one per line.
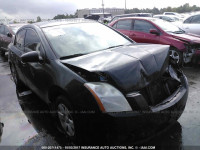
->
192, 50, 200, 64
87, 75, 188, 143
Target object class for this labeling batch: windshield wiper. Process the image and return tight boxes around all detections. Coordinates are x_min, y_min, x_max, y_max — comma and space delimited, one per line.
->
173, 30, 185, 34
60, 53, 86, 60
105, 44, 125, 50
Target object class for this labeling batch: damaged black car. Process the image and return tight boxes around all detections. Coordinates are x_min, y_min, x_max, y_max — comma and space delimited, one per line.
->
8, 19, 188, 144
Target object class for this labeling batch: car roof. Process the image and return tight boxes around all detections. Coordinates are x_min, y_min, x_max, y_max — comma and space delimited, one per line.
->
117, 17, 159, 22
33, 19, 97, 28
113, 13, 152, 17
154, 15, 174, 18
8, 23, 27, 27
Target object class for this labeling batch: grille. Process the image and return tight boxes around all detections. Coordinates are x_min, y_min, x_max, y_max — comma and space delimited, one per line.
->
142, 78, 180, 106
191, 44, 200, 50
126, 77, 181, 111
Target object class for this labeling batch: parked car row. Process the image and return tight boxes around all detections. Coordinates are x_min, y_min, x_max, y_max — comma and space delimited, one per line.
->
109, 17, 200, 65
1, 19, 188, 144
179, 14, 200, 36
109, 12, 200, 36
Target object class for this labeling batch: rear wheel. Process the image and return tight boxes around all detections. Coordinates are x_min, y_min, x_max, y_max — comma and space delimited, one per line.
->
169, 48, 183, 66
0, 49, 5, 57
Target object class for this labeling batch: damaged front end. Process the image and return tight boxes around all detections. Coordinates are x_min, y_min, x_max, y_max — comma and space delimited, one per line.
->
183, 44, 200, 64
60, 44, 188, 143
61, 44, 188, 115
126, 60, 188, 113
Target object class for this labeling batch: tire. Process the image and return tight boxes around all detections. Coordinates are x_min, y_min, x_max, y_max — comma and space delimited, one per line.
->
0, 49, 5, 57
169, 48, 183, 66
55, 95, 77, 142
54, 96, 108, 145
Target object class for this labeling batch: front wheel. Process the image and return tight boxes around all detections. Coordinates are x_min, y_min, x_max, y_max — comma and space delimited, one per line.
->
169, 48, 183, 66
55, 96, 76, 140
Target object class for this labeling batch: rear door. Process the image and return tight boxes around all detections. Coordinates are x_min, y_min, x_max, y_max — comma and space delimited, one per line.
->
10, 29, 27, 82
131, 19, 160, 44
112, 19, 133, 38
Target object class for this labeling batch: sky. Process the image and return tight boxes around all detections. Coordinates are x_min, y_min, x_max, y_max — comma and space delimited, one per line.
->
0, 0, 199, 19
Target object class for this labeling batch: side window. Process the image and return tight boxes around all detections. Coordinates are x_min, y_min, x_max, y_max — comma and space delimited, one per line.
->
133, 20, 157, 33
184, 16, 193, 24
116, 20, 132, 30
190, 15, 200, 24
163, 16, 170, 21
24, 29, 41, 53
0, 26, 4, 34
4, 26, 10, 34
15, 30, 26, 50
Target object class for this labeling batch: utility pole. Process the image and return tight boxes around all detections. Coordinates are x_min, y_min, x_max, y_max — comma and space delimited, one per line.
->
102, 0, 104, 18
125, 0, 127, 10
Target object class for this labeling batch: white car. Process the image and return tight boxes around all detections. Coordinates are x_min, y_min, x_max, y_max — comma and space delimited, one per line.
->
163, 12, 184, 18
180, 14, 200, 35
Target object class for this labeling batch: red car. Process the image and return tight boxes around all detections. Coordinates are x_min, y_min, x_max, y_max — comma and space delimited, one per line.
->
109, 17, 200, 65
0, 24, 26, 56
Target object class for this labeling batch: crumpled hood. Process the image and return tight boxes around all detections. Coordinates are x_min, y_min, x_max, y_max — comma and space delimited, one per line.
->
171, 33, 200, 44
61, 44, 170, 92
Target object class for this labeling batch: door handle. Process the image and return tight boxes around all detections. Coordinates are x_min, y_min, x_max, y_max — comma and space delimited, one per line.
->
21, 60, 26, 66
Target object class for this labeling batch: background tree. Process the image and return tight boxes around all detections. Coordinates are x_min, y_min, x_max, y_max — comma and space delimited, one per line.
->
53, 13, 77, 20
125, 3, 200, 15
36, 16, 42, 22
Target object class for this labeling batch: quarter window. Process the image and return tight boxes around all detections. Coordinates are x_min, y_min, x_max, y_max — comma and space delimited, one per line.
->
116, 20, 132, 30
133, 20, 157, 33
15, 30, 26, 50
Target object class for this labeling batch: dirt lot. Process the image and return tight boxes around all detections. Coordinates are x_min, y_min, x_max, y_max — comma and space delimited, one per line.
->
0, 55, 200, 149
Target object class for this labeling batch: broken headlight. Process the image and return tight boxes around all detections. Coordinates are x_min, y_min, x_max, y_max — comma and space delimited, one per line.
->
84, 82, 132, 113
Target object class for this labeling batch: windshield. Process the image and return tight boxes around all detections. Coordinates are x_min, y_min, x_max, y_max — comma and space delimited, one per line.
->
153, 19, 184, 33
43, 22, 132, 58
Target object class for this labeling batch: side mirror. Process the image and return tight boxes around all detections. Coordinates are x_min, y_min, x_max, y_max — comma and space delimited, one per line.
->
150, 29, 160, 36
21, 51, 40, 63
7, 32, 12, 38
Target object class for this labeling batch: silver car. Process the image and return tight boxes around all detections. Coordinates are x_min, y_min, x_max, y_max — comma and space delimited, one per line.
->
180, 14, 200, 35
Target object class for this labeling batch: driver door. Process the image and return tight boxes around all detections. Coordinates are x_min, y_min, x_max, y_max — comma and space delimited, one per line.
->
22, 29, 51, 99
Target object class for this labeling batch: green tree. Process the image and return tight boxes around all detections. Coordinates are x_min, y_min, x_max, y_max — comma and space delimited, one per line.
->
36, 16, 42, 22
126, 3, 200, 15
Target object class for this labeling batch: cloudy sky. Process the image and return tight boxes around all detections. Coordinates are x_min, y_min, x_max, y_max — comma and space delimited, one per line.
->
0, 0, 199, 19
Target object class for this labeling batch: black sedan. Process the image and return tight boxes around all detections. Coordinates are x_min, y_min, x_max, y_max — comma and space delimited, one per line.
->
8, 19, 188, 144
0, 24, 26, 56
